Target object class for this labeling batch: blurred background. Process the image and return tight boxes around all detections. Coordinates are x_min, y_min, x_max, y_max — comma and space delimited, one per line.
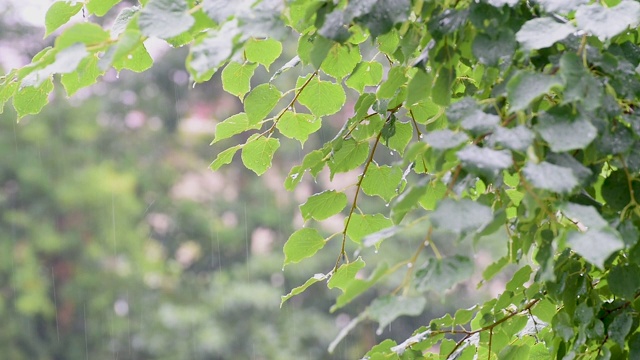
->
0, 1, 508, 359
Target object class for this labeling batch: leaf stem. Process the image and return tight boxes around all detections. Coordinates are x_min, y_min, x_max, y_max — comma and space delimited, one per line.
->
334, 130, 383, 271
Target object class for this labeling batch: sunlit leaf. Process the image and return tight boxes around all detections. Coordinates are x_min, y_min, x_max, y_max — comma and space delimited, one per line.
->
209, 145, 242, 170
346, 61, 383, 93
221, 62, 258, 99
245, 38, 282, 70
241, 137, 280, 175
244, 83, 282, 124
281, 273, 329, 306
346, 214, 393, 244
297, 76, 346, 117
213, 113, 261, 144
283, 228, 326, 266
13, 79, 54, 119
300, 190, 347, 221
276, 112, 321, 146
44, 1, 83, 37
361, 164, 404, 202
328, 257, 365, 291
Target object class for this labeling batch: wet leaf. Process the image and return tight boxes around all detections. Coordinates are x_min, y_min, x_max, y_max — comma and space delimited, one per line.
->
431, 199, 492, 235
283, 228, 326, 266
300, 190, 347, 221
241, 137, 280, 175
139, 0, 194, 39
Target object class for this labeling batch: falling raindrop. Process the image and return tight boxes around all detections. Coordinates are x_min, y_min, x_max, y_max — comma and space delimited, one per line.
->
192, 82, 196, 89
390, 151, 394, 155
407, 262, 413, 268
374, 250, 378, 254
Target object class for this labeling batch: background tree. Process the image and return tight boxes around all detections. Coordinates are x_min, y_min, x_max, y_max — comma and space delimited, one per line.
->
4, 0, 640, 358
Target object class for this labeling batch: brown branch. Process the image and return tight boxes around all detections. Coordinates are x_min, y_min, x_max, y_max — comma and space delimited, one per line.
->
334, 130, 383, 271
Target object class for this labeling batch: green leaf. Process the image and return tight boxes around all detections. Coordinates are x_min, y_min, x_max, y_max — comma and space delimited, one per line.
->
244, 83, 282, 125
299, 190, 348, 221
431, 199, 493, 236
22, 43, 88, 87
507, 72, 561, 112
561, 203, 608, 230
535, 108, 597, 152
328, 139, 369, 178
55, 23, 110, 49
332, 262, 390, 311
328, 257, 366, 291
321, 43, 362, 79
456, 145, 512, 180
472, 29, 516, 66
505, 266, 532, 292
602, 170, 640, 211
377, 66, 407, 99
346, 61, 383, 94
213, 113, 261, 144
112, 43, 153, 73
386, 120, 412, 155
86, 0, 122, 17
566, 228, 624, 269
391, 178, 430, 224
368, 296, 426, 334
61, 56, 103, 96
346, 214, 393, 244
515, 18, 575, 51
13, 79, 54, 119
608, 311, 633, 348
432, 66, 454, 106
523, 162, 578, 194
209, 145, 242, 170
361, 164, 404, 202
559, 53, 603, 111
221, 62, 258, 99
297, 76, 346, 117
283, 228, 326, 266
576, 1, 640, 41
139, 0, 195, 39
244, 38, 282, 70
351, 0, 411, 38
241, 137, 280, 175
44, 1, 83, 37
415, 256, 474, 292
499, 345, 530, 360
187, 23, 238, 82
276, 112, 321, 146
491, 126, 534, 152
424, 130, 469, 150
538, 0, 587, 13
111, 7, 139, 38
608, 264, 640, 299
406, 69, 432, 106
281, 273, 329, 306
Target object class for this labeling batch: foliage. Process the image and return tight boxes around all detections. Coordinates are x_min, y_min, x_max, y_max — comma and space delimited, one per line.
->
5, 0, 640, 358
